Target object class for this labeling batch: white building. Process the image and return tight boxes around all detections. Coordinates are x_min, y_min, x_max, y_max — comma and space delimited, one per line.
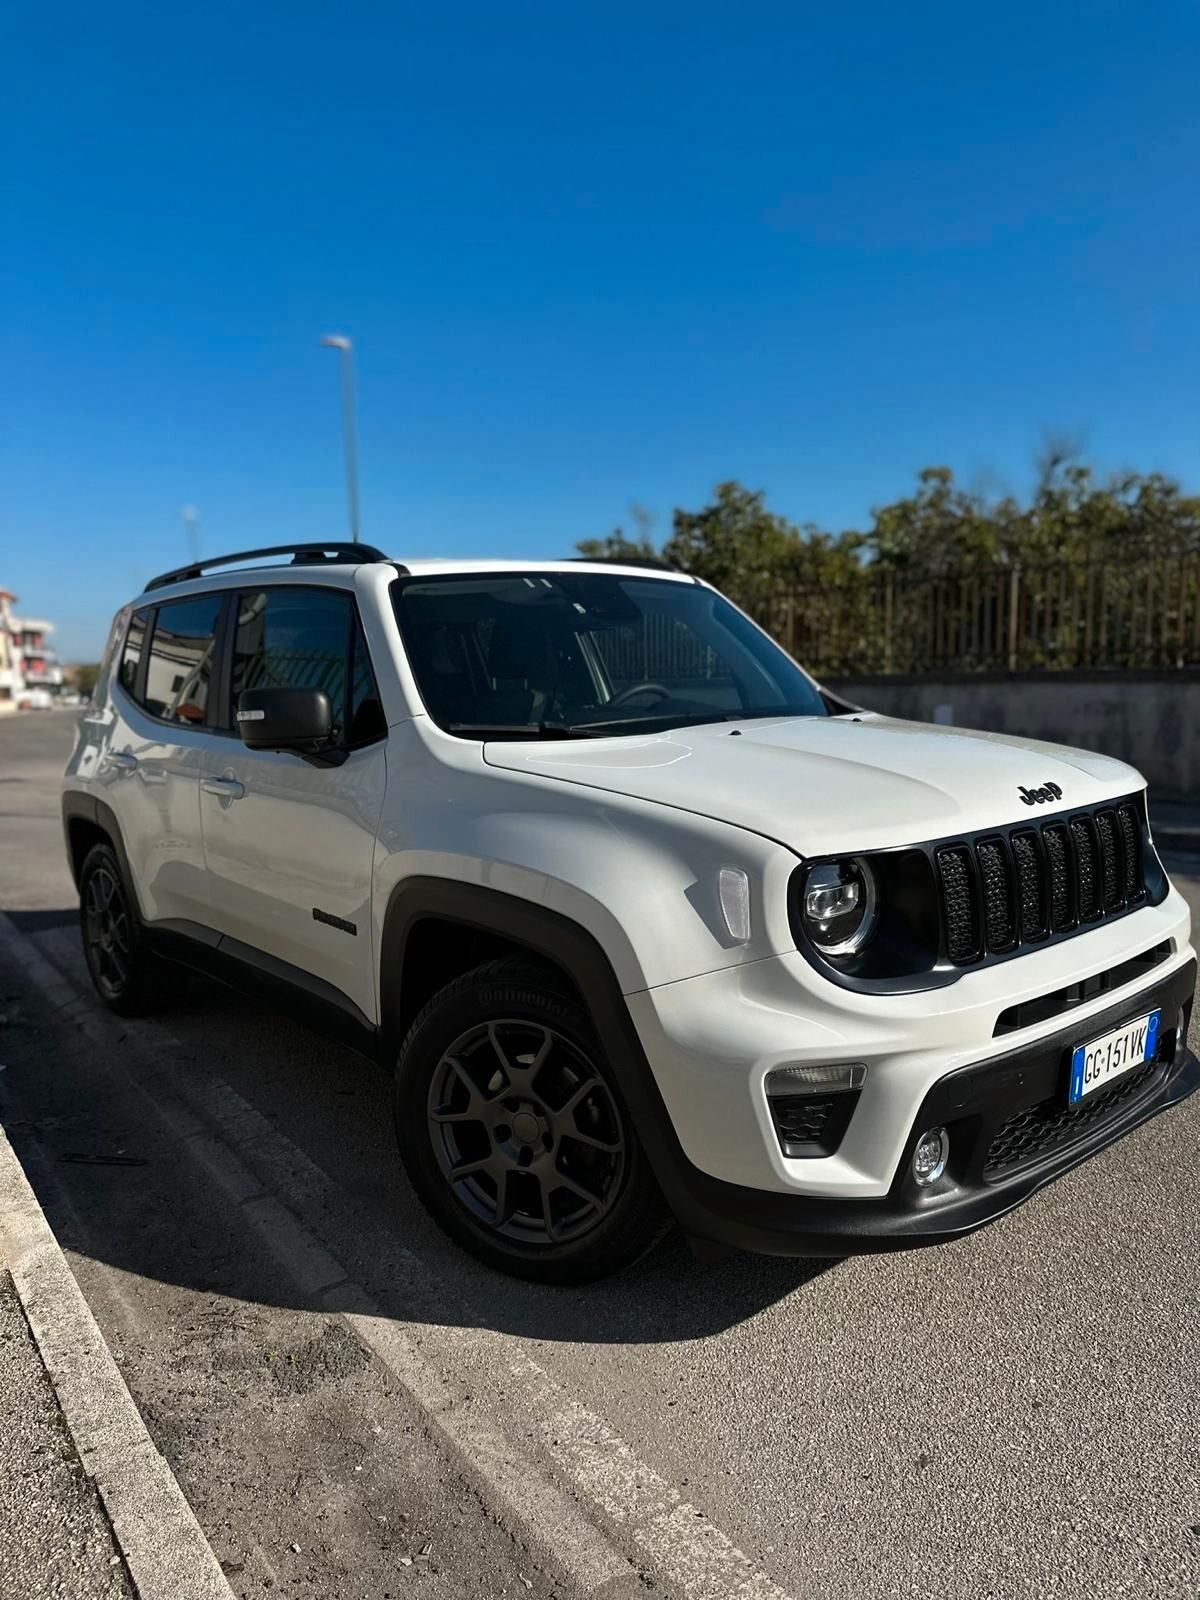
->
0, 589, 64, 712
15, 614, 63, 692
0, 589, 23, 713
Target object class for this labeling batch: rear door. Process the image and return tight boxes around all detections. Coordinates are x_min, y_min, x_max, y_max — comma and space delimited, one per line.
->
102, 593, 226, 925
199, 583, 387, 1023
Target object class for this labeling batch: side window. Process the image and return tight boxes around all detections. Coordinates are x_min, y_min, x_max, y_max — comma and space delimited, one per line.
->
144, 596, 223, 724
119, 609, 149, 701
231, 588, 351, 734
348, 616, 387, 744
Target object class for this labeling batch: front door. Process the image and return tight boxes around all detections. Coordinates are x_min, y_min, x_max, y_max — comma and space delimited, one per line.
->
199, 583, 387, 1024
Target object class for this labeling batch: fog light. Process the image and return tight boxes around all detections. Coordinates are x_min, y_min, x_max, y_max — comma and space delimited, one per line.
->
912, 1126, 950, 1186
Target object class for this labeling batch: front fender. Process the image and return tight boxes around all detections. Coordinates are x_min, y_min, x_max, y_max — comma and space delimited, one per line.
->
371, 722, 800, 997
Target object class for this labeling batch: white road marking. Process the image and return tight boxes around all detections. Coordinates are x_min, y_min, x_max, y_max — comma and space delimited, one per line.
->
1, 912, 799, 1600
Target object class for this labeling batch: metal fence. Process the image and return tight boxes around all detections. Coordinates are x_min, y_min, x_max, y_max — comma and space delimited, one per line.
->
746, 556, 1200, 678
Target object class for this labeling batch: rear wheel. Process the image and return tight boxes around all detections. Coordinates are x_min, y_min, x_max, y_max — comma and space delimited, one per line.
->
394, 958, 669, 1282
79, 843, 170, 1016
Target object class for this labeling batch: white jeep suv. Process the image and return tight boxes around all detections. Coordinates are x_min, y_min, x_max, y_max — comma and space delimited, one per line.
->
63, 542, 1198, 1282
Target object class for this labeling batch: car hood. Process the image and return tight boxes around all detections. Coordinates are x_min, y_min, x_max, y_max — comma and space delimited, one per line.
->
481, 712, 1143, 856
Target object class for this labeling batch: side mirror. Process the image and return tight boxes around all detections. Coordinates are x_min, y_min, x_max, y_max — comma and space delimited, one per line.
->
236, 687, 334, 755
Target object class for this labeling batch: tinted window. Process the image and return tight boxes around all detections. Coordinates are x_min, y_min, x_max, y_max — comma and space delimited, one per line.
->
119, 609, 149, 699
232, 588, 351, 734
392, 572, 828, 737
144, 596, 223, 724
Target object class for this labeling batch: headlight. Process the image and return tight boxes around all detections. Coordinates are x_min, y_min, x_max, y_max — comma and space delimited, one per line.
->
800, 857, 878, 955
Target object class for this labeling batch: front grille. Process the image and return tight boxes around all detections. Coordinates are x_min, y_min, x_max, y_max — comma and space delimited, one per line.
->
936, 798, 1147, 967
983, 1058, 1159, 1177
769, 1092, 860, 1158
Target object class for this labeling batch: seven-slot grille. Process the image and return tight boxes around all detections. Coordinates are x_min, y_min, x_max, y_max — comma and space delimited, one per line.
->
935, 799, 1146, 965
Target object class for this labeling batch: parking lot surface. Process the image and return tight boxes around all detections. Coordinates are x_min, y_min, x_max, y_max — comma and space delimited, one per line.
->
1, 711, 1198, 1599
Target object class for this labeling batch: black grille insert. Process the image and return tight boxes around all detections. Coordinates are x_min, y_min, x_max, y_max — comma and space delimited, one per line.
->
976, 838, 1016, 953
769, 1092, 860, 1158
937, 798, 1148, 966
1117, 806, 1141, 899
983, 1057, 1160, 1177
936, 846, 981, 964
1071, 816, 1100, 920
1095, 810, 1122, 912
1043, 823, 1074, 931
1010, 830, 1047, 942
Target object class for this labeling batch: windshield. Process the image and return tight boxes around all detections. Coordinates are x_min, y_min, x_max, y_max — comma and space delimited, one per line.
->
392, 571, 829, 736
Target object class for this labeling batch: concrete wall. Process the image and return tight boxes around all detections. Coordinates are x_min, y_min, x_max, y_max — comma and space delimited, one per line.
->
824, 672, 1200, 800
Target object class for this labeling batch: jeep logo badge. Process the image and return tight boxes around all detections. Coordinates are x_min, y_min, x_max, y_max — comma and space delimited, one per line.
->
1018, 781, 1063, 806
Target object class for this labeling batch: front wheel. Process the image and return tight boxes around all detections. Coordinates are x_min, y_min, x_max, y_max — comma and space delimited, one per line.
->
393, 958, 669, 1283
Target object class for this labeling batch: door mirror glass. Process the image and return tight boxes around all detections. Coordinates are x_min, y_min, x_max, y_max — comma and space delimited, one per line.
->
236, 686, 333, 753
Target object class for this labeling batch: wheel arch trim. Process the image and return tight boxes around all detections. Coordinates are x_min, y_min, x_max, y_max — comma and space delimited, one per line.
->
62, 791, 138, 900
378, 876, 714, 1230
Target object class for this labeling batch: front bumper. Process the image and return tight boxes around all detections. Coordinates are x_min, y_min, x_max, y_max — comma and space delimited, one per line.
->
632, 957, 1197, 1257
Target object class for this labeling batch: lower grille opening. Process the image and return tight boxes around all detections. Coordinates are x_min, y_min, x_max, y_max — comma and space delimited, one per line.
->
770, 1091, 861, 1158
982, 1027, 1175, 1178
993, 941, 1174, 1035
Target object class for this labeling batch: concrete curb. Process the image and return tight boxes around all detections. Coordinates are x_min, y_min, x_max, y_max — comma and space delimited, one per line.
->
0, 1122, 237, 1600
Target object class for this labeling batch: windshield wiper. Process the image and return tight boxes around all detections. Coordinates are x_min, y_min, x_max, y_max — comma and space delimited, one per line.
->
559, 712, 728, 734
564, 709, 807, 734
447, 707, 820, 740
445, 720, 606, 740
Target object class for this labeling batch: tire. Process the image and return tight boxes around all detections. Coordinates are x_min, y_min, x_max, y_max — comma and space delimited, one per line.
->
78, 843, 172, 1016
393, 957, 670, 1283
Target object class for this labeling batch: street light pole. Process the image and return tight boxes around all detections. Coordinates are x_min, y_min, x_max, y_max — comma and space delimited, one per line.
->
320, 333, 361, 544
181, 504, 200, 564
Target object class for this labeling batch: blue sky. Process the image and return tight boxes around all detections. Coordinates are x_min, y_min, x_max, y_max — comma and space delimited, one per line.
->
4, 0, 1200, 658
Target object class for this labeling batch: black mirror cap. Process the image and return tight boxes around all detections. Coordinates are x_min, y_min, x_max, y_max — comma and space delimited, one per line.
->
236, 686, 333, 751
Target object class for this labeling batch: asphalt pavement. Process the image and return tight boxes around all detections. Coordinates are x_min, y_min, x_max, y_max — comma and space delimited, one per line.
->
1, 710, 1198, 1600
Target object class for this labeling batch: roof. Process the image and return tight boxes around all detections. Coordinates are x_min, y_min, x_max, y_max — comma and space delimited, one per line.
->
135, 545, 694, 605
391, 558, 692, 581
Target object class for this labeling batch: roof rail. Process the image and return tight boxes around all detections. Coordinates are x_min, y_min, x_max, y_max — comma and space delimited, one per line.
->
567, 554, 681, 573
145, 541, 400, 593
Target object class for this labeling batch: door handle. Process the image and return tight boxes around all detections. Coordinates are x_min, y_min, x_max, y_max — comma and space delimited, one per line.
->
201, 777, 246, 800
105, 751, 139, 771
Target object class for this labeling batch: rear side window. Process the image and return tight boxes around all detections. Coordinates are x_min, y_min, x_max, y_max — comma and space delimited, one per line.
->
144, 596, 223, 724
119, 609, 149, 699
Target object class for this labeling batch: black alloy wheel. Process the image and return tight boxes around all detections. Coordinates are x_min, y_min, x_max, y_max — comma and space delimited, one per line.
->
78, 843, 169, 1016
83, 859, 131, 1000
394, 958, 668, 1282
427, 1017, 626, 1246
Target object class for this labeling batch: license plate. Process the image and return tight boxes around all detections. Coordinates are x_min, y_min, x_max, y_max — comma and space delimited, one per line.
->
1068, 1010, 1160, 1105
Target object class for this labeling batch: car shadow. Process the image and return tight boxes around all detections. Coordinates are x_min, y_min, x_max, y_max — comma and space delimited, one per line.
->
1, 915, 841, 1345
5, 908, 78, 934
